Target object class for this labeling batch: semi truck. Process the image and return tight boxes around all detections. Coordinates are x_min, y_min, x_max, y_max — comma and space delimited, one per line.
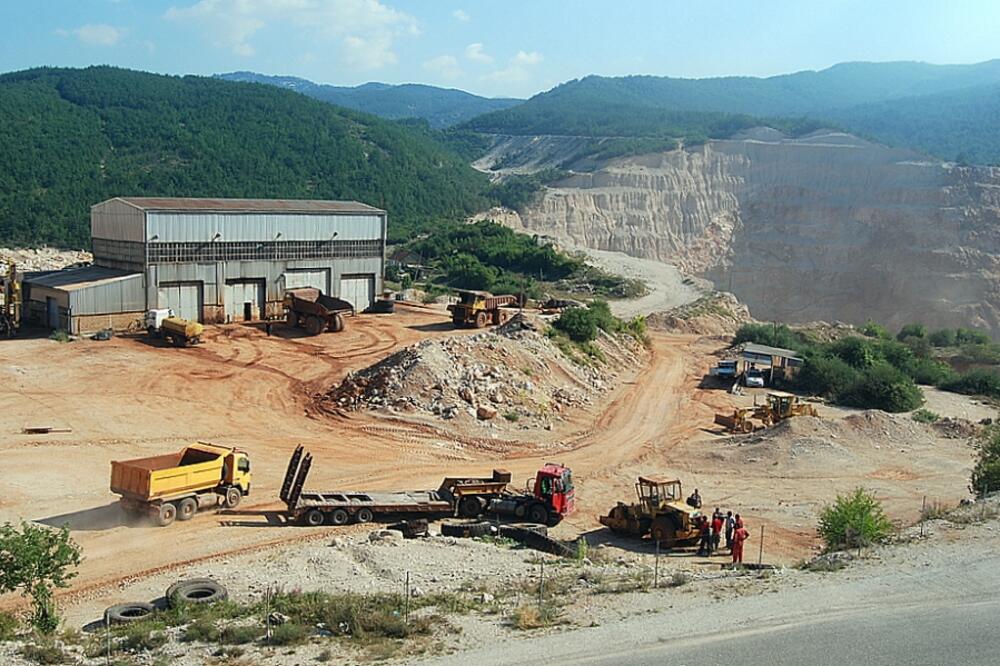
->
283, 288, 353, 336
281, 446, 574, 527
110, 443, 252, 526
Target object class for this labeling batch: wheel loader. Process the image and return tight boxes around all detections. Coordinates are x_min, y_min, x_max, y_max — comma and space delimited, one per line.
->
599, 476, 701, 547
714, 391, 818, 433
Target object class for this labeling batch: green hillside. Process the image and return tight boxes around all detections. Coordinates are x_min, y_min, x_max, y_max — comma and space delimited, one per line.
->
0, 66, 492, 247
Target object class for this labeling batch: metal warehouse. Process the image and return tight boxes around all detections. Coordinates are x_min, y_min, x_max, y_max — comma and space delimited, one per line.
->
24, 197, 386, 334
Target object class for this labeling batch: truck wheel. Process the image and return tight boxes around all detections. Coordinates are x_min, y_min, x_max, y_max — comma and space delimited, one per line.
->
177, 498, 197, 521
527, 504, 549, 525
458, 496, 485, 518
474, 312, 487, 328
156, 503, 177, 527
328, 313, 344, 332
105, 602, 155, 624
492, 309, 502, 325
286, 310, 299, 327
356, 508, 374, 523
225, 487, 242, 508
330, 509, 350, 526
451, 314, 464, 328
441, 521, 492, 538
305, 315, 324, 336
304, 509, 325, 527
167, 579, 228, 607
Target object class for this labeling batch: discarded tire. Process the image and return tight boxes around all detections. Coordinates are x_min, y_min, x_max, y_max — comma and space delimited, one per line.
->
500, 526, 576, 558
499, 522, 548, 538
440, 520, 492, 538
166, 578, 228, 608
388, 519, 429, 538
105, 602, 155, 624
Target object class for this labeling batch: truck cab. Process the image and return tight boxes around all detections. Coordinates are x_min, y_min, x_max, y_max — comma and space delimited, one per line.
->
226, 449, 253, 495
532, 463, 575, 519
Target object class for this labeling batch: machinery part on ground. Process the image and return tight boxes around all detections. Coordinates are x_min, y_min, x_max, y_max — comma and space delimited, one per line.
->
599, 476, 701, 548
500, 524, 577, 557
498, 522, 548, 538
447, 289, 518, 329
283, 288, 352, 336
105, 602, 155, 624
440, 520, 493, 538
166, 578, 228, 608
388, 518, 429, 538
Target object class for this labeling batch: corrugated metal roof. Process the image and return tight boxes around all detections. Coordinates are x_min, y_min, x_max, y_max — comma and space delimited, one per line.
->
742, 342, 803, 360
104, 197, 384, 215
25, 265, 142, 292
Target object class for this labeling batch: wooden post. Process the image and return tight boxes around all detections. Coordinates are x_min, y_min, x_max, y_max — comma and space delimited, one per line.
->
920, 496, 927, 538
538, 559, 545, 610
404, 571, 411, 624
757, 524, 765, 568
654, 539, 660, 588
105, 614, 111, 665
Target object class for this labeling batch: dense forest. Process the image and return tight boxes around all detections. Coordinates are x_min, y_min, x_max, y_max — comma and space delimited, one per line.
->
0, 66, 493, 247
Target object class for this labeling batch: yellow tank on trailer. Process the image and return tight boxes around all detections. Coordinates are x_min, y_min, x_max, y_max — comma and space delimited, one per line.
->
160, 316, 204, 346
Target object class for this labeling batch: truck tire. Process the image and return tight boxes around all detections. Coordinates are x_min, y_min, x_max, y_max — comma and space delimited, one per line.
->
167, 579, 228, 607
305, 316, 324, 336
527, 503, 549, 525
474, 312, 487, 328
452, 314, 465, 329
225, 487, 242, 509
305, 509, 325, 527
177, 497, 197, 521
441, 521, 492, 538
105, 602, 155, 624
156, 502, 177, 527
286, 310, 299, 327
492, 309, 502, 325
330, 509, 350, 526
458, 496, 485, 518
328, 313, 344, 333
356, 508, 374, 523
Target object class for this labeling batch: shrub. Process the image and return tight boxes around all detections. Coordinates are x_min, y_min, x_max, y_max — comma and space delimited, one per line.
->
0, 523, 81, 634
956, 328, 991, 345
839, 364, 923, 413
554, 308, 598, 342
48, 330, 71, 343
733, 323, 802, 351
502, 411, 519, 422
911, 409, 940, 424
182, 617, 219, 643
971, 427, 1000, 498
928, 329, 957, 347
117, 623, 167, 652
939, 369, 1000, 399
587, 300, 619, 333
511, 605, 562, 630
861, 320, 891, 339
896, 323, 926, 341
269, 621, 310, 646
219, 624, 264, 645
0, 611, 17, 641
795, 354, 860, 399
908, 358, 954, 385
20, 641, 67, 664
829, 337, 879, 369
624, 315, 650, 346
817, 488, 894, 551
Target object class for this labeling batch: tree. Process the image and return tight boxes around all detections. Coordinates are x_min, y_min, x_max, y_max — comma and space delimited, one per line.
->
817, 488, 893, 551
0, 523, 81, 634
896, 323, 926, 341
971, 427, 1000, 498
554, 308, 599, 342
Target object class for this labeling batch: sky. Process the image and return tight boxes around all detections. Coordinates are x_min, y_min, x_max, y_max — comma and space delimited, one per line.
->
1, 0, 998, 99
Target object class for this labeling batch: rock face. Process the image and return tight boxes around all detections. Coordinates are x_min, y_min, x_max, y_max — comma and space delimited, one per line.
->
501, 130, 1000, 335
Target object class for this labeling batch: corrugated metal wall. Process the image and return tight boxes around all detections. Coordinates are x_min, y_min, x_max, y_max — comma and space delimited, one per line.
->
146, 212, 383, 242
91, 199, 145, 242
68, 274, 146, 315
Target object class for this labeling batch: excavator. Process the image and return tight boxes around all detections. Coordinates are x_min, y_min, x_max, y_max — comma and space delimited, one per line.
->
0, 260, 21, 337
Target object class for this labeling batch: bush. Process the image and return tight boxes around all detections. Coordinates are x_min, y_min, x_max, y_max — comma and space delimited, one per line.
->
939, 369, 1000, 399
219, 624, 264, 645
117, 623, 167, 652
0, 611, 17, 641
0, 523, 81, 635
839, 363, 923, 413
896, 323, 926, 341
956, 327, 991, 345
861, 320, 891, 339
269, 621, 310, 646
795, 354, 860, 399
971, 428, 1000, 498
928, 329, 957, 347
911, 409, 940, 424
181, 617, 219, 643
587, 300, 619, 333
20, 641, 67, 665
554, 308, 598, 342
817, 488, 894, 551
733, 323, 802, 351
511, 605, 562, 630
624, 315, 650, 346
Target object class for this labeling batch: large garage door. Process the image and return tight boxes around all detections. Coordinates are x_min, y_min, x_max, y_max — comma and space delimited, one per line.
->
158, 282, 202, 322
339, 274, 375, 312
283, 269, 329, 293
224, 280, 265, 322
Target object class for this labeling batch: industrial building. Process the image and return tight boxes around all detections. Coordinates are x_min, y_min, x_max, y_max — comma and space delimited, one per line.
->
24, 197, 386, 334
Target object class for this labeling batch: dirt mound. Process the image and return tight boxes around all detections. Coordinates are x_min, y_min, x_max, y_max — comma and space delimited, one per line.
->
647, 292, 752, 336
318, 313, 646, 434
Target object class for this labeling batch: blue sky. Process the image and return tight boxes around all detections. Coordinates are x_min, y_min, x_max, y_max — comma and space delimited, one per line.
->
1, 0, 998, 98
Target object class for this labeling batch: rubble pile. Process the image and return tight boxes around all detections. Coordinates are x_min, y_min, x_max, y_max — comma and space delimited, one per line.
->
321, 313, 645, 432
0, 247, 92, 272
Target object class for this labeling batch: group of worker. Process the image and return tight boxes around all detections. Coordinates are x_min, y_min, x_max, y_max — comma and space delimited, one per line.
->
687, 489, 751, 564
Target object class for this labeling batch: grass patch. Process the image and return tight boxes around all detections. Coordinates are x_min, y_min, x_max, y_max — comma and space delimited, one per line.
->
0, 611, 18, 641
911, 408, 940, 424
182, 617, 220, 643
219, 623, 264, 645
48, 329, 71, 343
117, 622, 168, 652
502, 411, 520, 422
269, 621, 311, 646
919, 499, 951, 521
20, 641, 68, 664
941, 502, 1000, 525
510, 605, 563, 630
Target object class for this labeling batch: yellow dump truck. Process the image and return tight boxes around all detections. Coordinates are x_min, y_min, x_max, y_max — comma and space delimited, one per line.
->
111, 443, 252, 526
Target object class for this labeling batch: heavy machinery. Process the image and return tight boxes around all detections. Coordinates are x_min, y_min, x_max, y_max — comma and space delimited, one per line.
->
714, 391, 819, 433
281, 446, 574, 527
283, 288, 353, 336
111, 443, 252, 526
0, 260, 21, 337
146, 308, 204, 346
448, 289, 518, 328
599, 476, 701, 547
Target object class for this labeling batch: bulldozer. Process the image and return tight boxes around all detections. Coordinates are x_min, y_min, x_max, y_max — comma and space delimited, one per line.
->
714, 391, 818, 433
599, 476, 701, 547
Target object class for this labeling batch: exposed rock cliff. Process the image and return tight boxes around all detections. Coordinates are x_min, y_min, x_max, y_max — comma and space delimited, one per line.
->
497, 130, 1000, 335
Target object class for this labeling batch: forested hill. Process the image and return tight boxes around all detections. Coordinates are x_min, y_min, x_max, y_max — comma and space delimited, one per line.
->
216, 71, 521, 128
0, 66, 491, 247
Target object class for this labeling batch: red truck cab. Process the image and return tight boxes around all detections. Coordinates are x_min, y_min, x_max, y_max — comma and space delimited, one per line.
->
533, 463, 575, 519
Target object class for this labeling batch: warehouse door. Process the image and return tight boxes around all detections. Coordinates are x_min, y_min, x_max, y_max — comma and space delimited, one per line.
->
224, 280, 265, 322
283, 269, 329, 293
339, 274, 375, 312
46, 297, 59, 328
158, 282, 202, 322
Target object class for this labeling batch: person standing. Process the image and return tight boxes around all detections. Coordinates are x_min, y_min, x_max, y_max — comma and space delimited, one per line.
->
732, 523, 750, 565
725, 511, 735, 550
697, 516, 712, 556
687, 488, 703, 509
711, 510, 723, 553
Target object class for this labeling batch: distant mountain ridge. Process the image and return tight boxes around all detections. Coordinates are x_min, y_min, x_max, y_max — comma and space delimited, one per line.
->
215, 71, 521, 128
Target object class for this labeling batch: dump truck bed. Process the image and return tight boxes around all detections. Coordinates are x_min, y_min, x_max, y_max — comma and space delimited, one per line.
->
111, 443, 230, 502
285, 288, 354, 315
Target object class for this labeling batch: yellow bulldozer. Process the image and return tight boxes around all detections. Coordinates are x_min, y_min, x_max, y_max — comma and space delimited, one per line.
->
714, 391, 818, 434
599, 476, 701, 547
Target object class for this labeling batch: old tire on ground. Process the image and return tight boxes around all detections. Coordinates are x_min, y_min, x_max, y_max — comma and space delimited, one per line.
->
105, 602, 155, 624
225, 487, 242, 508
304, 315, 324, 336
328, 313, 345, 333
440, 521, 492, 538
474, 312, 487, 328
499, 522, 548, 538
286, 310, 299, 327
177, 497, 197, 521
527, 503, 549, 526
156, 502, 177, 527
355, 507, 374, 523
330, 509, 350, 526
458, 496, 485, 518
304, 509, 325, 527
166, 579, 228, 608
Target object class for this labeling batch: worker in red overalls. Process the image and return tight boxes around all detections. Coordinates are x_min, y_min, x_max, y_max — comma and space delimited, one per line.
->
732, 522, 750, 565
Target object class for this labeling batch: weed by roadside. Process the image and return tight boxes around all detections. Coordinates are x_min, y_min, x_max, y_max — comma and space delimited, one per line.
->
911, 408, 940, 424
510, 605, 564, 630
0, 611, 18, 641
19, 640, 67, 664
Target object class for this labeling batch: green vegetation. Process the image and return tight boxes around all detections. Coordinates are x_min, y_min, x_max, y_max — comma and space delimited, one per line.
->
554, 308, 599, 342
971, 427, 1000, 498
817, 488, 894, 551
19, 641, 67, 665
911, 409, 940, 424
488, 169, 567, 211
0, 611, 17, 641
0, 523, 81, 634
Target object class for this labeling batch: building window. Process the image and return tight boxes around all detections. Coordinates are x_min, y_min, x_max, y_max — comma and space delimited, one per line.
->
146, 239, 382, 263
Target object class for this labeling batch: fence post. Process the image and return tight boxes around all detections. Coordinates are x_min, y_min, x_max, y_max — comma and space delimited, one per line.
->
654, 539, 660, 589
105, 613, 111, 666
404, 571, 411, 624
920, 496, 927, 538
538, 559, 545, 610
757, 524, 765, 568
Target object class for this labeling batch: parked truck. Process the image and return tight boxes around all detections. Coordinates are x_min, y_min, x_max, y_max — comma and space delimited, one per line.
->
111, 443, 252, 526
281, 446, 574, 527
447, 289, 519, 328
145, 308, 204, 346
283, 288, 353, 336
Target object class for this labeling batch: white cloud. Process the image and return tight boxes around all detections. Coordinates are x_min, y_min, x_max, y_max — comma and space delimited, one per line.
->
483, 49, 544, 84
165, 0, 417, 69
452, 9, 470, 22
56, 23, 124, 47
422, 54, 461, 80
512, 50, 542, 66
464, 42, 492, 64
